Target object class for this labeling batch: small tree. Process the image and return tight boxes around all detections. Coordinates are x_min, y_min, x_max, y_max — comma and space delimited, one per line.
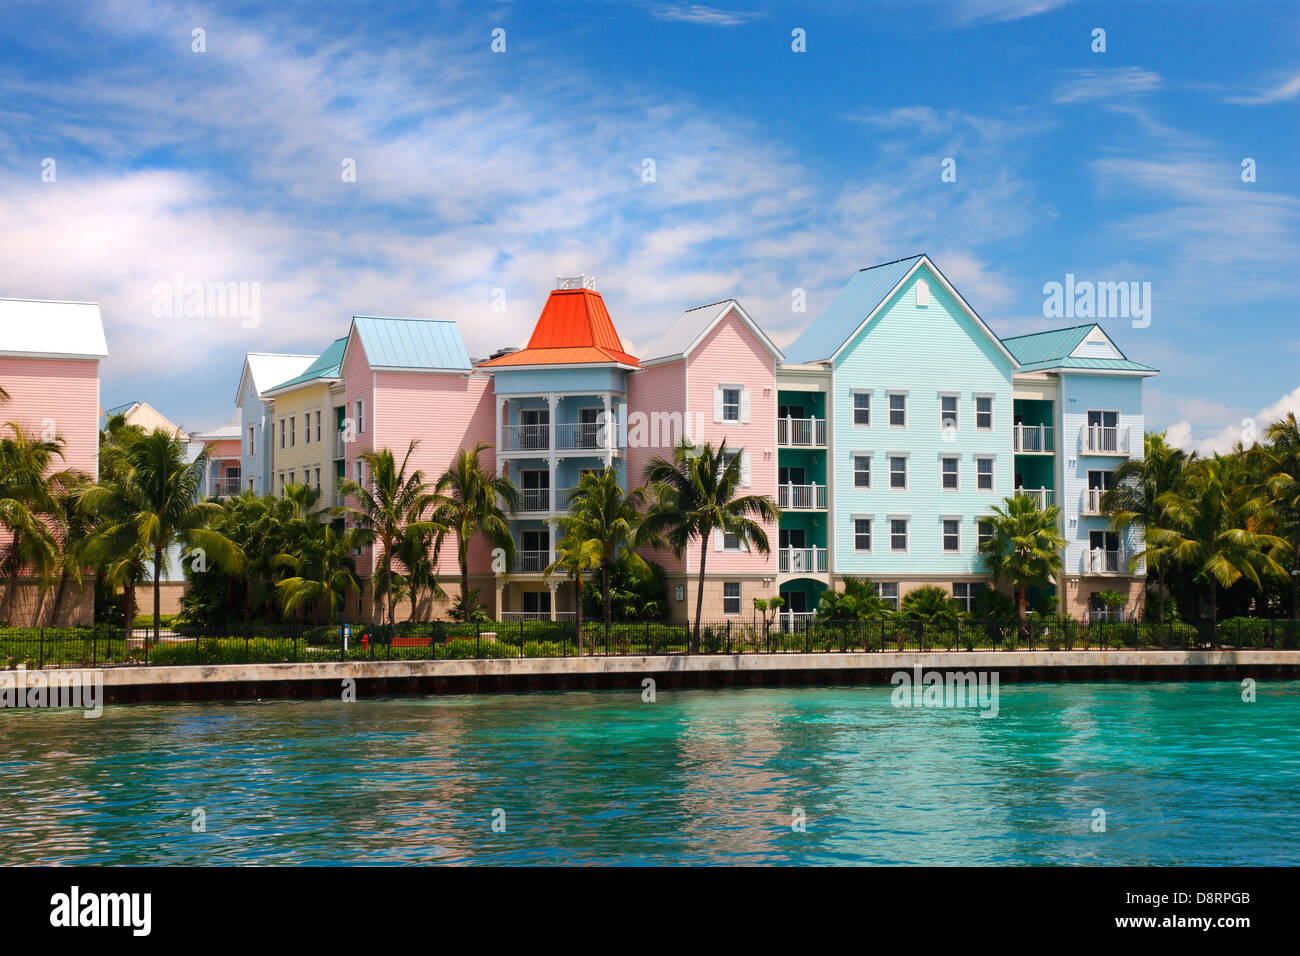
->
979, 494, 1066, 630
544, 535, 602, 654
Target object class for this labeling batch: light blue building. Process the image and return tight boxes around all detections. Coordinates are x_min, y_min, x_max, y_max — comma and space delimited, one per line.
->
778, 255, 1156, 621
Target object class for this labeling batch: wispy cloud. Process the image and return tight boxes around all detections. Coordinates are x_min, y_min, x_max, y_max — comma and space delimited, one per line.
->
1054, 67, 1162, 103
953, 0, 1072, 26
645, 3, 759, 26
1224, 71, 1300, 105
1166, 385, 1300, 456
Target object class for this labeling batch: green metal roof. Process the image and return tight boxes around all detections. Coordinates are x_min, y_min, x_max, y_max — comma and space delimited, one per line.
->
1000, 323, 1158, 374
266, 335, 349, 392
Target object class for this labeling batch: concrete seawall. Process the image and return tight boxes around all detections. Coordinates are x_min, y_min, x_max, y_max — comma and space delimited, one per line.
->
37, 649, 1300, 703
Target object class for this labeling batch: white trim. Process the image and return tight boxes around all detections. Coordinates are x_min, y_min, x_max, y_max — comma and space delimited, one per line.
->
642, 299, 785, 366
827, 257, 1020, 368
975, 454, 996, 492
851, 513, 874, 553
973, 392, 995, 431
888, 515, 910, 554
939, 390, 960, 431
940, 515, 962, 554
850, 388, 872, 426
887, 452, 909, 491
887, 390, 908, 428
850, 450, 873, 490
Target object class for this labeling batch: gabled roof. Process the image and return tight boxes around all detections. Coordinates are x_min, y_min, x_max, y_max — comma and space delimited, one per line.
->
349, 316, 472, 371
780, 255, 1018, 368
264, 335, 349, 395
1001, 323, 1158, 374
191, 407, 243, 442
478, 288, 638, 368
641, 298, 783, 367
0, 298, 108, 360
235, 352, 317, 407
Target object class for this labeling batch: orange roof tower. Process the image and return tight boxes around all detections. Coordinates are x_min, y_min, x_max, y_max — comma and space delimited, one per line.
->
479, 276, 638, 368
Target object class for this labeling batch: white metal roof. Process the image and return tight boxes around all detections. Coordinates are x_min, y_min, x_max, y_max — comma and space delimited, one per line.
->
239, 352, 317, 402
0, 298, 108, 360
640, 298, 783, 366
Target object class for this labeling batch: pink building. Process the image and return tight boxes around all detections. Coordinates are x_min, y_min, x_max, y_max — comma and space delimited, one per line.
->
633, 299, 783, 620
340, 315, 494, 621
0, 298, 109, 625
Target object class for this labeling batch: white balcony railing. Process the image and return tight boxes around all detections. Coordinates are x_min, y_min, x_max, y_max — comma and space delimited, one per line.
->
501, 610, 578, 622
1015, 487, 1055, 510
777, 417, 827, 447
777, 483, 827, 510
514, 550, 549, 574
209, 476, 243, 498
335, 430, 347, 458
1012, 424, 1054, 454
778, 547, 828, 574
520, 488, 551, 512
556, 421, 607, 451
1085, 548, 1126, 574
1081, 488, 1107, 515
502, 424, 550, 452
1081, 425, 1131, 456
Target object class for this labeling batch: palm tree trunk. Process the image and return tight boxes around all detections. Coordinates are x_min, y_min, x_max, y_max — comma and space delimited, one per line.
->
48, 570, 70, 625
153, 544, 163, 640
602, 560, 611, 624
460, 535, 471, 622
123, 579, 136, 643
575, 575, 584, 655
1, 541, 22, 622
694, 537, 708, 652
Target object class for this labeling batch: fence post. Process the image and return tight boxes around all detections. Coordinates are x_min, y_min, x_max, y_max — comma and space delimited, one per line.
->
38, 628, 44, 669
92, 629, 97, 667
476, 622, 481, 658
726, 620, 731, 655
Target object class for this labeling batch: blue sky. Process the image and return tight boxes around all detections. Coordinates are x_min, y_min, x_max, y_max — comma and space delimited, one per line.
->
1, 0, 1297, 452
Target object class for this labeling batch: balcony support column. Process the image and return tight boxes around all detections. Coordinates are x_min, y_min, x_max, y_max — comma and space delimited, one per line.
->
496, 397, 508, 472
548, 455, 558, 514
548, 580, 558, 622
547, 394, 558, 454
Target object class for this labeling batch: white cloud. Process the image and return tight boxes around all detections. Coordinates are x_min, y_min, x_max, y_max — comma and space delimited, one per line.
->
1054, 67, 1162, 104
953, 0, 1072, 25
645, 3, 759, 26
1165, 385, 1300, 456
1225, 72, 1300, 105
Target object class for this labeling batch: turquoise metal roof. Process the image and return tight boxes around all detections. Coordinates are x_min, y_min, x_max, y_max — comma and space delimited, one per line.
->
266, 336, 349, 392
1001, 324, 1157, 373
352, 316, 472, 370
782, 256, 923, 364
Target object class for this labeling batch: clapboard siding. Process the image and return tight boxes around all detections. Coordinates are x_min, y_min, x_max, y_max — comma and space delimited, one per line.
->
626, 359, 688, 573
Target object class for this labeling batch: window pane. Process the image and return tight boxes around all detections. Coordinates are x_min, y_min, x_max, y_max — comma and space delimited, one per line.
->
854, 456, 870, 487
941, 395, 957, 429
890, 456, 906, 488
853, 392, 870, 425
976, 396, 992, 429
854, 518, 871, 551
942, 458, 958, 489
889, 393, 906, 426
891, 519, 907, 551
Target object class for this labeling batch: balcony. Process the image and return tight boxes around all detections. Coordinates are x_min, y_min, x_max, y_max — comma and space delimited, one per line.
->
1081, 425, 1131, 456
1084, 548, 1128, 574
1015, 487, 1055, 510
778, 547, 828, 574
777, 611, 816, 631
1013, 424, 1054, 454
556, 422, 608, 451
209, 476, 243, 498
501, 610, 577, 622
1081, 488, 1107, 515
520, 488, 552, 513
502, 424, 550, 452
514, 550, 549, 574
777, 417, 827, 447
777, 483, 827, 510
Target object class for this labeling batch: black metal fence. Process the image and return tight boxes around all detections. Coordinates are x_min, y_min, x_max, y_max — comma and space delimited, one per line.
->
3, 617, 1300, 669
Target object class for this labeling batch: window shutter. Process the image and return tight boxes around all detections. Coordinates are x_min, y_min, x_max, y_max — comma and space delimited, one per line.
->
740, 451, 751, 487
713, 388, 723, 423
740, 388, 751, 423
713, 529, 724, 552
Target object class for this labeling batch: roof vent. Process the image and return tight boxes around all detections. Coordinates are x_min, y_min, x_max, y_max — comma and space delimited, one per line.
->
556, 274, 596, 291
488, 346, 519, 361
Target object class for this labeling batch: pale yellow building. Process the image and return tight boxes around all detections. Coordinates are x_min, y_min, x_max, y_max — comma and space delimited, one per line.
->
262, 336, 347, 505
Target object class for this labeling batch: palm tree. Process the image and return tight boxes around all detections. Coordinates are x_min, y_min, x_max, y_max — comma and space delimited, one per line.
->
544, 534, 602, 653
46, 477, 96, 625
392, 524, 445, 620
81, 428, 242, 639
432, 442, 519, 622
1258, 413, 1300, 619
1102, 430, 1192, 623
815, 577, 889, 623
1149, 454, 1287, 622
275, 523, 362, 624
338, 441, 442, 633
900, 585, 961, 622
556, 467, 649, 627
979, 494, 1067, 627
0, 423, 72, 622
642, 441, 780, 650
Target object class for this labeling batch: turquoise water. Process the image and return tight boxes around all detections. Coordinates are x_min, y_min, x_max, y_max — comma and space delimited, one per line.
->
3, 682, 1298, 865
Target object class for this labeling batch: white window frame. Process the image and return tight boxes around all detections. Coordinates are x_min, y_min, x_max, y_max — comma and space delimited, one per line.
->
247, 425, 255, 456
953, 582, 985, 614
315, 409, 322, 444
355, 398, 365, 434
721, 386, 741, 423
940, 391, 960, 431
887, 390, 908, 428
941, 516, 961, 554
878, 581, 900, 612
977, 519, 994, 551
290, 416, 296, 448
888, 453, 909, 491
852, 452, 872, 489
279, 418, 285, 449
852, 514, 873, 553
722, 581, 741, 616
889, 515, 909, 554
976, 455, 996, 492
851, 389, 871, 426
975, 393, 994, 431
940, 453, 960, 492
